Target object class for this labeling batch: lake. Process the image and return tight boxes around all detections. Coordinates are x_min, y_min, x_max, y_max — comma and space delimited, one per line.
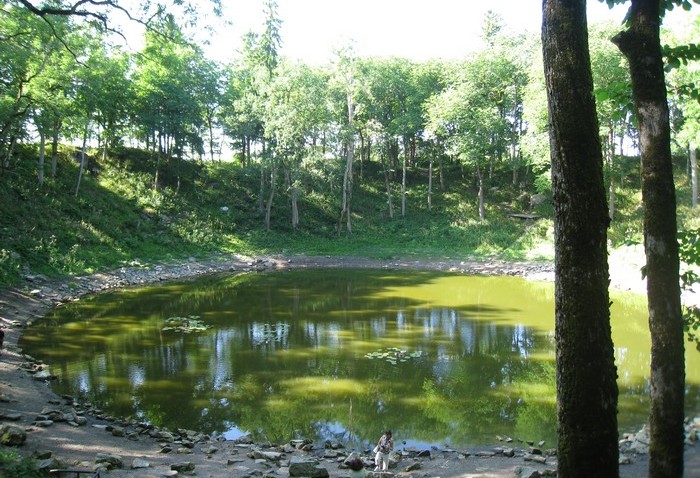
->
18, 269, 700, 449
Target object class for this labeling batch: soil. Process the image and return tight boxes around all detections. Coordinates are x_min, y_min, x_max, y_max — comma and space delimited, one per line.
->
0, 254, 698, 478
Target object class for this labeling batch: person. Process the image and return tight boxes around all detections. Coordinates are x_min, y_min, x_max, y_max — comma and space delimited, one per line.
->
374, 429, 393, 472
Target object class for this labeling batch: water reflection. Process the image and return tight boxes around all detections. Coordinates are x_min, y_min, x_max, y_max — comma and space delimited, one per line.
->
18, 269, 700, 448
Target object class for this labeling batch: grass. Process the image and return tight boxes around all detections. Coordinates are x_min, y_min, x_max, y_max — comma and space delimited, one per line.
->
1, 144, 697, 289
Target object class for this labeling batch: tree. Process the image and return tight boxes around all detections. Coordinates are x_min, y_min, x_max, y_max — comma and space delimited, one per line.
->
265, 61, 329, 229
611, 1, 686, 476
331, 46, 360, 235
425, 49, 520, 221
589, 23, 634, 220
542, 2, 619, 478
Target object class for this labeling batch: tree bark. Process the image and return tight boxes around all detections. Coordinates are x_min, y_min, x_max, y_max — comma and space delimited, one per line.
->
542, 1, 619, 477
612, 2, 685, 476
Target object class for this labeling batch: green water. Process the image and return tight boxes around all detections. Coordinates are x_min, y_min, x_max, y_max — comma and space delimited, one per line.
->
18, 269, 700, 449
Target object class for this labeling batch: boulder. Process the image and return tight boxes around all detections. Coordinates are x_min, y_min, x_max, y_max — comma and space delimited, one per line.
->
95, 452, 124, 469
171, 461, 195, 472
0, 425, 27, 446
131, 457, 150, 469
289, 457, 330, 478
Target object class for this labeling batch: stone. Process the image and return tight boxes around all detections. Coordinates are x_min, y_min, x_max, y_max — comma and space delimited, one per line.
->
111, 426, 125, 437
289, 457, 330, 478
0, 425, 27, 446
132, 457, 150, 469
35, 457, 60, 473
404, 462, 421, 472
32, 450, 53, 460
171, 461, 195, 472
176, 447, 194, 454
517, 466, 542, 478
95, 452, 124, 469
1, 412, 22, 421
204, 445, 219, 455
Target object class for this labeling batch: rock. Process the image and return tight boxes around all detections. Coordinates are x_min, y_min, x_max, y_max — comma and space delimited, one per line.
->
415, 449, 431, 458
524, 454, 547, 464
176, 447, 194, 454
171, 461, 195, 472
132, 457, 150, 469
0, 424, 27, 446
619, 454, 632, 465
517, 466, 542, 478
95, 452, 124, 469
203, 445, 219, 455
111, 426, 125, 437
34, 419, 54, 427
35, 457, 60, 473
476, 451, 495, 457
32, 370, 56, 380
289, 457, 330, 478
1, 412, 22, 421
32, 450, 53, 460
404, 462, 421, 472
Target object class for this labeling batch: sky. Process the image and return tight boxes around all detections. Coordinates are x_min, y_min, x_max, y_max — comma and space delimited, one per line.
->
202, 0, 633, 64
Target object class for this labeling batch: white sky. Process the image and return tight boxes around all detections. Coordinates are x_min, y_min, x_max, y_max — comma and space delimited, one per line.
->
204, 0, 632, 64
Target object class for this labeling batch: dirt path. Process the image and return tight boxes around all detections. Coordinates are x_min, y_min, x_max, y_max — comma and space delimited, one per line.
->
0, 255, 697, 477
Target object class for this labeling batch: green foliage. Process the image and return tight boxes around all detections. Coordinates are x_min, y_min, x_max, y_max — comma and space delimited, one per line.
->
0, 448, 44, 478
678, 228, 700, 349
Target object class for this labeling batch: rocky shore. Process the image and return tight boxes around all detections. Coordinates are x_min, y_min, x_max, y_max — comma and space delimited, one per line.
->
0, 254, 698, 477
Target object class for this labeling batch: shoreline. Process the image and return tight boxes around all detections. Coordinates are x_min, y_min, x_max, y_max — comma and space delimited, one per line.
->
1, 254, 698, 477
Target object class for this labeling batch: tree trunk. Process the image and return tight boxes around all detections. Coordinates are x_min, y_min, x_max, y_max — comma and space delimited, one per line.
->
608, 122, 616, 221
691, 146, 698, 209
613, 2, 685, 477
339, 91, 355, 234
428, 154, 433, 212
477, 165, 485, 221
38, 129, 45, 186
51, 118, 59, 178
381, 154, 394, 219
542, 1, 619, 477
401, 139, 407, 217
75, 118, 90, 197
285, 163, 299, 229
265, 156, 276, 232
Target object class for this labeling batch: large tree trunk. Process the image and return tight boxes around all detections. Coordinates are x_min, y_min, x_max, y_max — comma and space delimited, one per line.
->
542, 1, 619, 477
613, 2, 685, 477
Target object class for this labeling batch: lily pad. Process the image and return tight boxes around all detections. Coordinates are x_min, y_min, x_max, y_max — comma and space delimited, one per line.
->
162, 315, 211, 333
365, 347, 425, 365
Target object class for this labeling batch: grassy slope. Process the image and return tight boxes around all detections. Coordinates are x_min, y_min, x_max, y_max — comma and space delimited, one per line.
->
1, 145, 697, 289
